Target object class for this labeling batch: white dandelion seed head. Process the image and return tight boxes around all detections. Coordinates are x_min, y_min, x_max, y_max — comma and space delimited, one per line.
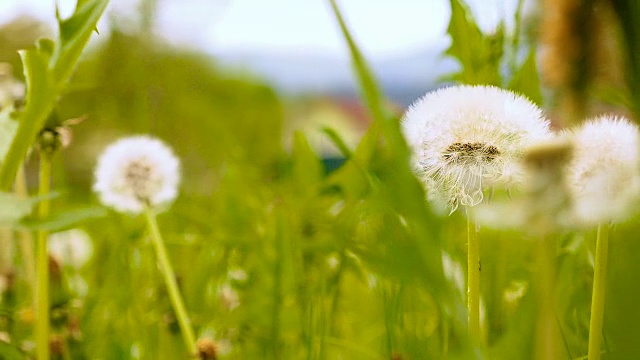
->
93, 136, 181, 214
402, 85, 552, 212
567, 116, 640, 225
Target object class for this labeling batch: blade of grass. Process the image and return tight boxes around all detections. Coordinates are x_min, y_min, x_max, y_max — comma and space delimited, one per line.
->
326, 0, 473, 356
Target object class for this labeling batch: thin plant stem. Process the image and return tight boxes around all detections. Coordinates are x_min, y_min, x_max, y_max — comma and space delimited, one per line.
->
143, 207, 196, 355
16, 164, 36, 306
272, 215, 284, 359
535, 235, 558, 360
588, 223, 610, 360
36, 152, 52, 360
466, 209, 481, 342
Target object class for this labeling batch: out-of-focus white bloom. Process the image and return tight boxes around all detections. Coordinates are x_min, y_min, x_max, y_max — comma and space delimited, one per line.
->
93, 136, 180, 214
475, 138, 575, 231
567, 116, 640, 225
218, 283, 240, 311
402, 85, 551, 212
48, 229, 94, 269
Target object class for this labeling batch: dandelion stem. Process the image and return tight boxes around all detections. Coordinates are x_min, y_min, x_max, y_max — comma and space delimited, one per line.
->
535, 235, 558, 360
466, 209, 481, 342
36, 152, 51, 360
588, 223, 610, 360
144, 207, 196, 355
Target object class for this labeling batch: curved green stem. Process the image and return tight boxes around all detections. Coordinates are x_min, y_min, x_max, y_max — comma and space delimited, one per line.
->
466, 210, 481, 341
143, 207, 196, 355
36, 152, 51, 360
588, 224, 610, 360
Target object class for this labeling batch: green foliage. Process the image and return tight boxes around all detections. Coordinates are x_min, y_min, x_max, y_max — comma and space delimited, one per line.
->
445, 0, 542, 104
0, 0, 108, 190
0, 0, 638, 359
445, 0, 503, 85
508, 50, 543, 105
611, 0, 640, 119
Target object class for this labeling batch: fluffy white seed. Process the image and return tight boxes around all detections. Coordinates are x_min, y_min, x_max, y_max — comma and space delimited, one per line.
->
402, 85, 552, 212
567, 116, 640, 225
93, 136, 181, 214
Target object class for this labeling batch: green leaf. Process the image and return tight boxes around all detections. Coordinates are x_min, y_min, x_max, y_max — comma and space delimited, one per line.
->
508, 49, 543, 105
327, 1, 472, 351
19, 206, 108, 232
327, 0, 386, 126
0, 341, 25, 360
0, 192, 34, 225
0, 107, 19, 164
0, 0, 108, 191
291, 131, 323, 187
0, 48, 54, 188
445, 0, 502, 85
321, 126, 353, 159
53, 0, 110, 84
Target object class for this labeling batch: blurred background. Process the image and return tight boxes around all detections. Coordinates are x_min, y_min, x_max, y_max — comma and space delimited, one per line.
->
0, 0, 524, 157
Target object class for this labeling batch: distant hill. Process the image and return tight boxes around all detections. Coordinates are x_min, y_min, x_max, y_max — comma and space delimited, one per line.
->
213, 44, 458, 106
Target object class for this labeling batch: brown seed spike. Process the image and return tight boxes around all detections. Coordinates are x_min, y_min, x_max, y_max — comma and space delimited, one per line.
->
124, 160, 153, 201
442, 142, 500, 162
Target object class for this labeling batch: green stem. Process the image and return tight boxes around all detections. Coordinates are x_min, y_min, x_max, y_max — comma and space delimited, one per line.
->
272, 215, 284, 359
16, 165, 36, 306
588, 224, 610, 360
144, 207, 196, 355
535, 235, 557, 360
36, 152, 51, 360
466, 210, 481, 342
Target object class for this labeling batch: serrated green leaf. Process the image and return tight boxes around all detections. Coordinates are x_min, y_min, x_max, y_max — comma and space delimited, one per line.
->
0, 0, 108, 191
0, 48, 55, 189
53, 0, 109, 84
37, 38, 55, 57
508, 49, 543, 105
445, 0, 502, 85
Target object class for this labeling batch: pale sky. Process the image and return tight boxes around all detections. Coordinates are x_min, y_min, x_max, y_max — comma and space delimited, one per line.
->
0, 0, 520, 59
